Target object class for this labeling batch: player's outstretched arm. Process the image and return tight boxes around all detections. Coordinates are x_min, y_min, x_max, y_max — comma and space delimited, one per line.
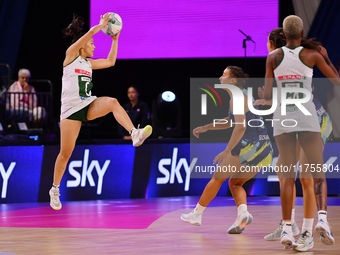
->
193, 117, 231, 138
89, 33, 120, 70
65, 13, 112, 62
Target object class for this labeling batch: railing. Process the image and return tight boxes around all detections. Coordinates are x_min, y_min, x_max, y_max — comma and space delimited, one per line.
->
2, 92, 52, 130
0, 63, 11, 89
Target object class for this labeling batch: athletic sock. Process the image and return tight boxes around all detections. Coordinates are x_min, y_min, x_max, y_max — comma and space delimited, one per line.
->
291, 208, 295, 225
194, 203, 206, 215
318, 210, 327, 222
52, 183, 59, 189
129, 127, 136, 134
282, 222, 292, 235
237, 204, 247, 216
302, 218, 314, 234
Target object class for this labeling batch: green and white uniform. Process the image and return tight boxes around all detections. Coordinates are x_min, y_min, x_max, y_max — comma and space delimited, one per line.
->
60, 55, 97, 120
273, 46, 320, 136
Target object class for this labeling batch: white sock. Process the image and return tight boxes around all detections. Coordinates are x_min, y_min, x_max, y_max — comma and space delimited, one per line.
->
302, 218, 314, 234
194, 203, 206, 215
129, 128, 136, 134
237, 204, 247, 216
291, 208, 295, 225
282, 221, 292, 235
318, 210, 327, 222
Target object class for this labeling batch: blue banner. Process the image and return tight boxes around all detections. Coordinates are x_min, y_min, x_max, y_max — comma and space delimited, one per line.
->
0, 146, 43, 203
59, 145, 135, 201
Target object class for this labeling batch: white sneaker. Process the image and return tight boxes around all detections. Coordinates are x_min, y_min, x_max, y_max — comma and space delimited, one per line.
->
294, 231, 314, 252
281, 231, 298, 249
227, 211, 253, 234
131, 125, 152, 147
315, 220, 335, 245
49, 187, 62, 210
181, 211, 202, 226
264, 220, 300, 241
264, 221, 283, 241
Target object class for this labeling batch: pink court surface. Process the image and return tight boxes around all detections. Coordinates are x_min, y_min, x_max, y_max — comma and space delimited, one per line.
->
0, 196, 339, 254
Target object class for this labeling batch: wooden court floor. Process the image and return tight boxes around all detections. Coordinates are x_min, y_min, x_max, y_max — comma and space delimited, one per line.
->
0, 197, 339, 254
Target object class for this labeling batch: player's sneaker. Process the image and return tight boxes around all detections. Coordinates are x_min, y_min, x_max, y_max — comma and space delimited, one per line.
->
294, 231, 314, 252
315, 220, 335, 245
131, 125, 152, 147
292, 222, 301, 236
264, 221, 283, 241
264, 220, 300, 241
281, 230, 298, 249
49, 187, 62, 210
227, 211, 253, 234
181, 211, 202, 226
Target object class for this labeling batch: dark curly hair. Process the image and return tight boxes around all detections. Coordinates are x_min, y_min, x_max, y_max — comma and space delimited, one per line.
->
63, 14, 85, 43
269, 27, 321, 50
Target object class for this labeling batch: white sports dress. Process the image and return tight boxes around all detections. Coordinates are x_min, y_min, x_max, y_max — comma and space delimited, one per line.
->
273, 46, 320, 136
60, 55, 97, 120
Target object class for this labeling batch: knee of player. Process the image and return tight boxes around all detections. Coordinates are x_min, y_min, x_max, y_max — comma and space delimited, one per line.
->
110, 97, 120, 106
59, 150, 73, 160
228, 178, 235, 188
299, 177, 314, 187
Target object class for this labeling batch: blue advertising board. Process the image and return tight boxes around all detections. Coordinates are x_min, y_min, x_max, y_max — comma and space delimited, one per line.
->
0, 146, 43, 203
0, 141, 339, 203
59, 145, 135, 201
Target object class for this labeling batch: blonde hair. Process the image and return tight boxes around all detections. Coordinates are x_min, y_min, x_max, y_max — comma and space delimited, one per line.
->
283, 15, 303, 39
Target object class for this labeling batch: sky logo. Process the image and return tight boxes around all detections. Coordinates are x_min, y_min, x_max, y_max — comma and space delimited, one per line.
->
157, 147, 198, 191
0, 162, 15, 198
67, 149, 110, 195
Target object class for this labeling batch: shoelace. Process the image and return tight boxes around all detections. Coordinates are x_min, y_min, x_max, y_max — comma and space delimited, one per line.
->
297, 231, 309, 244
52, 191, 61, 197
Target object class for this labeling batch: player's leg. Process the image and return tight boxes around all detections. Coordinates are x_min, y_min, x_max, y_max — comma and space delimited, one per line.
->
227, 171, 256, 234
298, 132, 334, 245
228, 174, 254, 207
181, 154, 240, 226
87, 97, 133, 130
87, 97, 152, 146
295, 148, 315, 251
275, 133, 298, 249
265, 153, 300, 240
50, 119, 82, 210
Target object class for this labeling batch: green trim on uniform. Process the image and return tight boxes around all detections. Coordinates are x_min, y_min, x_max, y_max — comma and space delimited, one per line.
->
284, 45, 301, 50
299, 49, 313, 69
66, 104, 91, 122
273, 48, 285, 71
63, 55, 80, 68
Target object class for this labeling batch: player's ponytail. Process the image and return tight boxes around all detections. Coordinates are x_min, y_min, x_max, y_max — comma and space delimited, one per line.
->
227, 66, 249, 88
63, 14, 85, 43
269, 27, 321, 50
269, 28, 286, 48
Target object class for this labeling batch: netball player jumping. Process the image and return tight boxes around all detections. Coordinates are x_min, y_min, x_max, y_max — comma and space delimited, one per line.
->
49, 13, 152, 210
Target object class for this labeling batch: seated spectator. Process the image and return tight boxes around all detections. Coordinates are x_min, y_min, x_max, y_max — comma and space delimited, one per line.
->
6, 69, 45, 124
117, 86, 150, 139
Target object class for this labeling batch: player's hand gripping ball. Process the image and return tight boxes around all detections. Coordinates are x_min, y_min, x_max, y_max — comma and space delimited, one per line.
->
101, 13, 122, 36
